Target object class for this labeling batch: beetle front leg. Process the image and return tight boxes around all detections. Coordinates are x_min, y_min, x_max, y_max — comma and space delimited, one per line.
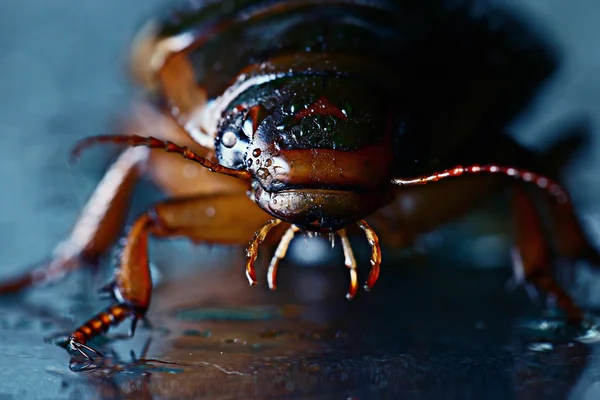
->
67, 213, 154, 361
67, 192, 276, 361
511, 185, 583, 323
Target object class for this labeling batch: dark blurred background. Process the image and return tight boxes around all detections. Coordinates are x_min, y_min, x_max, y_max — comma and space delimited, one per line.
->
1, 1, 600, 399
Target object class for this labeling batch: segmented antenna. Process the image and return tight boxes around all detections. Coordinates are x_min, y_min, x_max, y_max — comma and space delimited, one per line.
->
391, 165, 569, 204
71, 135, 251, 180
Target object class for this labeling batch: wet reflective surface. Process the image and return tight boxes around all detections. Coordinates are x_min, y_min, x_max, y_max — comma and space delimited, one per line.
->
2, 1, 600, 399
2, 254, 600, 399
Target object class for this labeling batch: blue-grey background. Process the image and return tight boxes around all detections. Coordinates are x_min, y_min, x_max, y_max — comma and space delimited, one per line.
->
1, 1, 600, 399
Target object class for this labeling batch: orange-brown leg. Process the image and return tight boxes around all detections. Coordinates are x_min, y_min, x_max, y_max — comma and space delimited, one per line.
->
67, 192, 275, 362
248, 220, 382, 299
547, 195, 600, 267
0, 147, 147, 295
511, 185, 583, 323
67, 213, 153, 362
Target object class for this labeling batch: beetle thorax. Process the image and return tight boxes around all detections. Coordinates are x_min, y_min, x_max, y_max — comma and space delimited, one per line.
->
215, 74, 396, 232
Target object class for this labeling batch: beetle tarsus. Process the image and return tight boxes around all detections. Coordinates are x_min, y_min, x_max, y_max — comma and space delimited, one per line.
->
338, 228, 359, 300
65, 302, 138, 371
527, 269, 584, 324
511, 185, 585, 323
67, 338, 104, 372
245, 219, 283, 285
129, 316, 140, 338
267, 224, 300, 290
68, 338, 104, 360
357, 220, 382, 291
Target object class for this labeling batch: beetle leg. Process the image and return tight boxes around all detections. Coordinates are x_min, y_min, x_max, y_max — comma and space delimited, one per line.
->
357, 220, 382, 291
67, 212, 154, 359
68, 304, 134, 359
0, 147, 146, 295
267, 224, 300, 290
512, 185, 583, 323
245, 220, 283, 285
67, 192, 276, 360
547, 195, 600, 267
338, 229, 359, 300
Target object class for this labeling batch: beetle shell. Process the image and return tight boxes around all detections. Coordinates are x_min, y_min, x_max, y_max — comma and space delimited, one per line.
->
132, 0, 558, 232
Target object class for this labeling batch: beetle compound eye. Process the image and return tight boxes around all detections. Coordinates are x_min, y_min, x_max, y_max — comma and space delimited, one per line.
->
221, 130, 238, 148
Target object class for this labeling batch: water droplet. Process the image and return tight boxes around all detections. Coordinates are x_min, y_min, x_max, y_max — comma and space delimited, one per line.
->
221, 130, 237, 148
264, 158, 273, 167
242, 119, 253, 138
272, 141, 281, 155
256, 168, 270, 179
343, 102, 352, 117
252, 148, 261, 157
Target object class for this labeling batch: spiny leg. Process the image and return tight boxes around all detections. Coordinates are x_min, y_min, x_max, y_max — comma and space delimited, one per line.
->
67, 213, 154, 361
267, 224, 300, 290
67, 192, 274, 363
392, 164, 585, 321
357, 220, 382, 291
246, 219, 283, 285
547, 194, 600, 267
67, 304, 134, 365
338, 229, 359, 300
512, 185, 583, 323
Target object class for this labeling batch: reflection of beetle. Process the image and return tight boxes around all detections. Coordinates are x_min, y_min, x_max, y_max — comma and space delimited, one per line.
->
1, 0, 599, 365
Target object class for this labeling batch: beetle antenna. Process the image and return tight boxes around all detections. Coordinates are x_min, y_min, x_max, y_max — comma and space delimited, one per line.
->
70, 134, 251, 180
391, 165, 569, 204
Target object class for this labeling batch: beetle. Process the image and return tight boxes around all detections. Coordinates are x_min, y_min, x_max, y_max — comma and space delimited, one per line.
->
1, 0, 599, 365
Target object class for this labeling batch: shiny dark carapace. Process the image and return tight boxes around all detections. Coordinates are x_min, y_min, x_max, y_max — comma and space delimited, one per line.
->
2, 0, 599, 368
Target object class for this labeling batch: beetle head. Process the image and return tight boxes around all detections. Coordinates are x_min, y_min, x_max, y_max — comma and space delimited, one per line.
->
216, 74, 395, 232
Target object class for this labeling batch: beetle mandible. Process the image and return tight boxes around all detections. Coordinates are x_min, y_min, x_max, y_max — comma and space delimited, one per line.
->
2, 0, 599, 365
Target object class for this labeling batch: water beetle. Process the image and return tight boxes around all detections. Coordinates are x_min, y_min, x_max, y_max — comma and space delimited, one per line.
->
2, 0, 599, 365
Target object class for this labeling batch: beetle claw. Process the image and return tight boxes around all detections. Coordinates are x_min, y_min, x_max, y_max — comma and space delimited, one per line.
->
129, 316, 139, 338
246, 219, 283, 286
68, 338, 104, 361
357, 221, 382, 291
338, 229, 358, 300
267, 225, 300, 290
